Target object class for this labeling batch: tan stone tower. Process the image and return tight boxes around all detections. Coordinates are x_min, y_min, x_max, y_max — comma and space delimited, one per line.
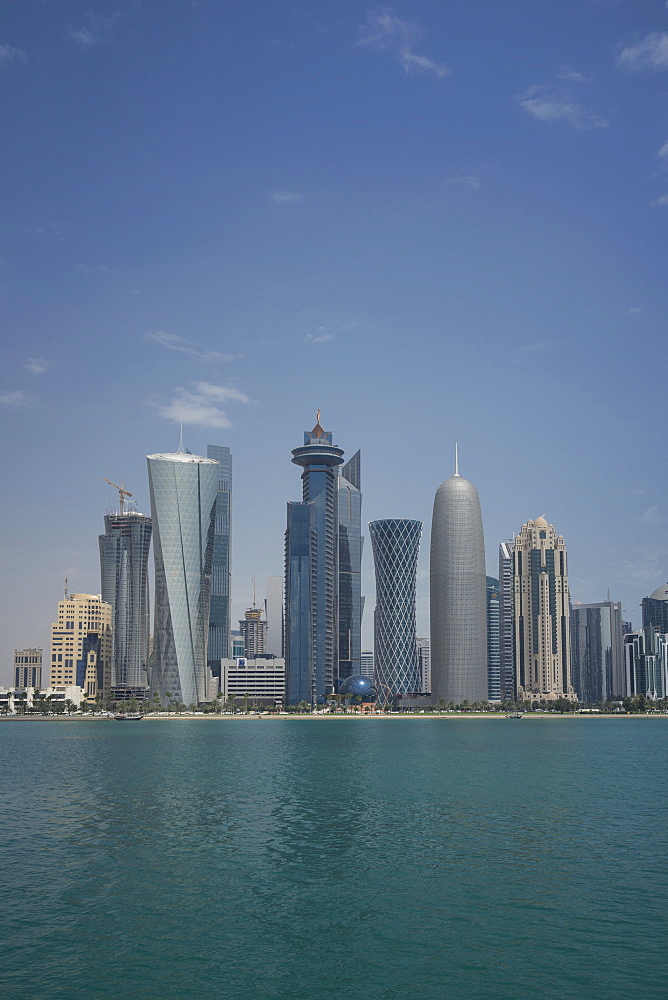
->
513, 516, 575, 702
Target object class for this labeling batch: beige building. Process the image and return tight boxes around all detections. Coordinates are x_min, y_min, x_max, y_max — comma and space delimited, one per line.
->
513, 517, 574, 702
14, 648, 42, 688
50, 593, 112, 701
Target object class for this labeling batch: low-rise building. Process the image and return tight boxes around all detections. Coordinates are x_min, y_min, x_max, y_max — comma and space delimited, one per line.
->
14, 649, 42, 688
219, 656, 286, 705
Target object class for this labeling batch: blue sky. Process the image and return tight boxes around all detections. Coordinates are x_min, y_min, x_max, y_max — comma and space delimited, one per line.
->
2, 0, 668, 684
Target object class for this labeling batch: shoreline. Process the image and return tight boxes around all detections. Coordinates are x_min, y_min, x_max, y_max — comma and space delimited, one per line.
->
1, 712, 666, 722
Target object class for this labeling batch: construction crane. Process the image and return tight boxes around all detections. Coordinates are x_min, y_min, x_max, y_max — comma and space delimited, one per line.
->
103, 478, 133, 514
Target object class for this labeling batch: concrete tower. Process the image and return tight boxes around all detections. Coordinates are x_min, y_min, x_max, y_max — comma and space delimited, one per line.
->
430, 449, 487, 704
513, 516, 574, 702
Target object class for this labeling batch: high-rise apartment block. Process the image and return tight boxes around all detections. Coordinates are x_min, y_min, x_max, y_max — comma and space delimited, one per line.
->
239, 605, 267, 657
624, 626, 668, 700
14, 649, 42, 689
207, 445, 232, 678
369, 519, 422, 697
148, 448, 219, 706
571, 600, 623, 703
498, 541, 515, 701
360, 650, 374, 680
430, 457, 487, 704
49, 593, 112, 700
416, 638, 430, 694
284, 415, 362, 703
486, 577, 501, 702
513, 517, 574, 702
99, 508, 152, 699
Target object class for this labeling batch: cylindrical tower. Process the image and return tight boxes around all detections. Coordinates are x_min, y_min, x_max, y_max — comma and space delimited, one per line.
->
147, 451, 219, 707
369, 519, 422, 696
430, 468, 487, 705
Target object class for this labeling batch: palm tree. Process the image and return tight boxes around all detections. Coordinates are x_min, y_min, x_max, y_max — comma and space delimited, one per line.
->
165, 691, 172, 713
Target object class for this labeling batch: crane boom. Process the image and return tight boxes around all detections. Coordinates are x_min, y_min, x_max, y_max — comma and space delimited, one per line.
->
103, 478, 133, 514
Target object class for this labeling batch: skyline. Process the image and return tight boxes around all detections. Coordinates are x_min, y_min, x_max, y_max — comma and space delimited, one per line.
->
2, 0, 668, 682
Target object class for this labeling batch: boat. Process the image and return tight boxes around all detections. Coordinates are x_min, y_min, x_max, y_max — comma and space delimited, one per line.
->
505, 712, 523, 719
113, 713, 143, 721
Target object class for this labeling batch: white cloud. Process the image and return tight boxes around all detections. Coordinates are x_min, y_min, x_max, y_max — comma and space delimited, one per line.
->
25, 357, 54, 376
0, 43, 27, 67
641, 505, 668, 525
655, 193, 668, 206
617, 32, 668, 72
627, 306, 643, 314
145, 330, 242, 364
557, 65, 590, 83
305, 328, 333, 344
272, 191, 303, 204
357, 7, 451, 79
516, 84, 609, 129
445, 173, 481, 190
658, 142, 668, 163
156, 382, 251, 429
0, 390, 25, 406
68, 13, 122, 47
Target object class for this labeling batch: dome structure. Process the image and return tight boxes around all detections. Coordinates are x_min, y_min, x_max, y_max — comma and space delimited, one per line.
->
649, 584, 668, 602
533, 515, 548, 527
338, 675, 378, 702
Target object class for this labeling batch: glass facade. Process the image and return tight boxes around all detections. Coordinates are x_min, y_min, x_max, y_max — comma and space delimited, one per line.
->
486, 576, 501, 701
147, 452, 219, 706
337, 450, 362, 684
285, 501, 316, 704
369, 519, 422, 696
498, 542, 515, 701
207, 444, 232, 677
624, 626, 668, 699
99, 511, 152, 692
571, 600, 623, 702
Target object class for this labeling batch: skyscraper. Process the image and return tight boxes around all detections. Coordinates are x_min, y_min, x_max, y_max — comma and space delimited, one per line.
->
285, 501, 316, 704
641, 584, 668, 633
486, 577, 501, 702
147, 449, 219, 707
337, 450, 362, 683
369, 519, 422, 697
430, 455, 487, 704
571, 600, 623, 703
498, 541, 516, 701
624, 626, 668, 700
14, 649, 42, 689
285, 413, 361, 702
207, 445, 232, 678
264, 576, 284, 657
416, 638, 430, 694
239, 605, 267, 657
99, 508, 152, 698
513, 516, 574, 702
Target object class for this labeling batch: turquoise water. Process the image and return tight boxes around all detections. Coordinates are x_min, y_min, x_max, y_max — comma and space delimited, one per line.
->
1, 718, 667, 1000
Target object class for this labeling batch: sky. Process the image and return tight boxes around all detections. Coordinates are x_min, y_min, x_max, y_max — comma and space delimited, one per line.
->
1, 0, 668, 685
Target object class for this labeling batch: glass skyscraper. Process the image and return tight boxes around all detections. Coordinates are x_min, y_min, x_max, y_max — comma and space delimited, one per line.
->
99, 510, 152, 695
498, 541, 516, 701
486, 576, 501, 702
337, 450, 362, 683
207, 444, 232, 679
285, 501, 316, 704
571, 600, 623, 703
369, 519, 422, 697
147, 450, 219, 707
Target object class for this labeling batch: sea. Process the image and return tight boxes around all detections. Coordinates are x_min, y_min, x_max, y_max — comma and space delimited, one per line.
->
1, 717, 666, 1000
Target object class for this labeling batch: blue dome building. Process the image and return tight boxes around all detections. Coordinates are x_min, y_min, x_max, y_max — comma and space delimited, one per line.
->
338, 675, 378, 702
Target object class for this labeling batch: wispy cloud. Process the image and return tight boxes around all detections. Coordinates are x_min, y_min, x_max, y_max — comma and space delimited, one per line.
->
357, 7, 451, 79
516, 84, 609, 130
627, 306, 643, 315
73, 263, 108, 274
557, 65, 591, 83
21, 221, 66, 237
614, 546, 668, 585
68, 12, 122, 47
146, 330, 242, 364
25, 357, 54, 376
0, 43, 27, 67
658, 141, 668, 164
641, 505, 668, 526
156, 382, 251, 429
0, 390, 25, 407
444, 173, 481, 190
272, 191, 303, 204
655, 193, 668, 206
617, 32, 668, 72
305, 328, 333, 344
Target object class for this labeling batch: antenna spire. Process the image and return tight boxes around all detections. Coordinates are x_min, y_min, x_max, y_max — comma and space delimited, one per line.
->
64, 576, 68, 599
178, 421, 185, 454
454, 442, 460, 476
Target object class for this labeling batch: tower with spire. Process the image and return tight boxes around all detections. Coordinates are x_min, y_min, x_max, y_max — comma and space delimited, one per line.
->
285, 412, 362, 704
430, 447, 488, 704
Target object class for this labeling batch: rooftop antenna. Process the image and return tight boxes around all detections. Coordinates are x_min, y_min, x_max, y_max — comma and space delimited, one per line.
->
454, 442, 460, 477
252, 576, 257, 609
177, 420, 185, 454
64, 576, 68, 599
103, 478, 133, 515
